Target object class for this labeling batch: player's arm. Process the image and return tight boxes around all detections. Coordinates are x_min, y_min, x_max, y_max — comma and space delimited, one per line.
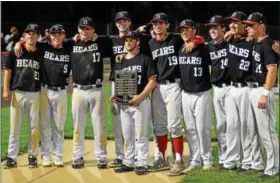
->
258, 42, 278, 109
129, 75, 157, 106
3, 51, 15, 101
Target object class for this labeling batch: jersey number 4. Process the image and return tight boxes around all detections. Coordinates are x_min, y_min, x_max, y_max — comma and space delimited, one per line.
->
34, 71, 39, 81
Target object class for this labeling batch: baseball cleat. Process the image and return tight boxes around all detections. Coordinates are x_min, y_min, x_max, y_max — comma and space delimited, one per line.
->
3, 157, 17, 169
168, 160, 186, 176
114, 164, 134, 173
72, 157, 84, 169
203, 164, 214, 170
135, 166, 148, 175
221, 166, 238, 171
97, 160, 107, 169
42, 155, 52, 167
257, 173, 279, 179
108, 158, 122, 168
148, 158, 170, 172
182, 164, 200, 174
28, 155, 38, 168
54, 157, 64, 167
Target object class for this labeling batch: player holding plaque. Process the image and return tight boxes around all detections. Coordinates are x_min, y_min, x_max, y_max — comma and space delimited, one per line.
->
110, 31, 157, 175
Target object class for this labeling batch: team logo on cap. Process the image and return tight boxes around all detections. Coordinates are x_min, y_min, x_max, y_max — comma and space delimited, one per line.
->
210, 17, 216, 22
83, 20, 88, 24
119, 12, 124, 17
232, 12, 237, 17
248, 14, 253, 20
155, 14, 161, 19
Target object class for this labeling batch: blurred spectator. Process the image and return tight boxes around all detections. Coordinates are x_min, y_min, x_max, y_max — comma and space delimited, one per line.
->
3, 26, 20, 51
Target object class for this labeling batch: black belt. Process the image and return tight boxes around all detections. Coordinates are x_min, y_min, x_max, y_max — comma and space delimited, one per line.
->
158, 79, 176, 84
252, 82, 277, 88
214, 83, 230, 88
43, 84, 66, 91
73, 83, 102, 90
231, 82, 248, 88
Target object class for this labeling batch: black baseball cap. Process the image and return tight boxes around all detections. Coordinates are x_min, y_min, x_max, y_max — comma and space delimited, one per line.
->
122, 31, 139, 40
49, 24, 65, 33
115, 11, 130, 22
176, 19, 196, 30
225, 11, 247, 22
78, 17, 94, 29
205, 15, 224, 27
24, 24, 39, 34
150, 12, 168, 23
243, 12, 266, 25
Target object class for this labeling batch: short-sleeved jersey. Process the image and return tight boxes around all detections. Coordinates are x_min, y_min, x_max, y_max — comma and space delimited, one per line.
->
109, 34, 151, 81
179, 44, 211, 92
5, 47, 42, 92
112, 53, 156, 94
39, 42, 72, 87
149, 33, 183, 82
70, 37, 113, 85
207, 40, 229, 84
252, 36, 279, 84
226, 38, 254, 83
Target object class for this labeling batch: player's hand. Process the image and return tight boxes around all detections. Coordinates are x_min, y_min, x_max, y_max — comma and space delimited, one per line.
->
116, 54, 125, 63
258, 95, 268, 109
3, 90, 11, 102
129, 95, 143, 106
110, 95, 117, 103
14, 43, 23, 57
246, 36, 254, 42
224, 31, 234, 41
92, 33, 98, 41
136, 25, 147, 33
272, 41, 280, 55
73, 34, 80, 42
183, 42, 195, 53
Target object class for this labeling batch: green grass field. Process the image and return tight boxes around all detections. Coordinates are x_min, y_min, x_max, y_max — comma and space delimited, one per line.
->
1, 83, 279, 183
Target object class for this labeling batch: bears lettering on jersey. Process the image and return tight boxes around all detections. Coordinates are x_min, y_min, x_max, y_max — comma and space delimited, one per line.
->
113, 45, 127, 55
73, 44, 98, 53
123, 65, 142, 72
209, 49, 227, 60
44, 51, 70, 62
152, 46, 175, 60
16, 59, 40, 69
229, 44, 250, 58
179, 56, 202, 65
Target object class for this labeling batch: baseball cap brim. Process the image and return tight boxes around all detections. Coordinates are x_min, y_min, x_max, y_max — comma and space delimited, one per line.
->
176, 25, 193, 30
78, 25, 94, 29
24, 29, 38, 34
205, 23, 222, 27
150, 19, 168, 24
115, 17, 130, 22
50, 31, 65, 34
242, 20, 258, 25
225, 17, 241, 22
122, 35, 138, 40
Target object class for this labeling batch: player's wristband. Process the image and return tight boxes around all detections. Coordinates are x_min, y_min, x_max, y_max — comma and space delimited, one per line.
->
262, 89, 270, 96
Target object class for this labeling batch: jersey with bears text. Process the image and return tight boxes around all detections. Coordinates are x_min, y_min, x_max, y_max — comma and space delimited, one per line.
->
179, 44, 211, 92
149, 33, 183, 82
112, 53, 156, 94
252, 36, 279, 85
5, 47, 42, 92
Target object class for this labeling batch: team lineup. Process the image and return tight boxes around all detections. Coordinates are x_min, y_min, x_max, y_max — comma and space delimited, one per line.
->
2, 10, 280, 178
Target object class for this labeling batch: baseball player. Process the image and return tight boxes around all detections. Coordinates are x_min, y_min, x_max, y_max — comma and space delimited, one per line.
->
111, 31, 157, 175
244, 12, 279, 178
222, 11, 254, 171
147, 13, 205, 175
108, 11, 151, 168
3, 24, 41, 169
176, 19, 213, 174
38, 24, 71, 167
71, 17, 112, 169
205, 15, 229, 168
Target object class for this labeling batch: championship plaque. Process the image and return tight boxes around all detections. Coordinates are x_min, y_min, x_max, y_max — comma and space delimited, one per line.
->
115, 70, 138, 105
